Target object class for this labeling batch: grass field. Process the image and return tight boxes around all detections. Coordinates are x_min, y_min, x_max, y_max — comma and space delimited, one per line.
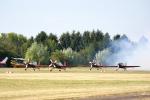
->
0, 67, 150, 100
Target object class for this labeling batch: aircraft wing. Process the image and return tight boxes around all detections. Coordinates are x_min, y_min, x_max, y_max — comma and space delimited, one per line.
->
102, 65, 118, 67
103, 65, 140, 68
122, 66, 140, 68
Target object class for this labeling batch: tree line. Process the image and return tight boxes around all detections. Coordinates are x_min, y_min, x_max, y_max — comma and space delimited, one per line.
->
0, 29, 133, 66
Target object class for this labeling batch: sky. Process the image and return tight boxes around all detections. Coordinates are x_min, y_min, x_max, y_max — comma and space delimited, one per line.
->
0, 0, 150, 41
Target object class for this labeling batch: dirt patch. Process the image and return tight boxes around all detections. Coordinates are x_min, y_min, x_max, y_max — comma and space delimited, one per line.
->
77, 92, 150, 100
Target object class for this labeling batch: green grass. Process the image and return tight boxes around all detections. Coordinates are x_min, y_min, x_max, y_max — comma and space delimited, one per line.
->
0, 67, 150, 100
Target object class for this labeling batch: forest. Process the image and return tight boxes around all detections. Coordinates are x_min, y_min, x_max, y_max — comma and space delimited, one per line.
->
0, 29, 141, 66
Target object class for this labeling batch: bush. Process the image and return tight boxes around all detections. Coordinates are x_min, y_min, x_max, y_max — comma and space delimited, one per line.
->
25, 42, 49, 64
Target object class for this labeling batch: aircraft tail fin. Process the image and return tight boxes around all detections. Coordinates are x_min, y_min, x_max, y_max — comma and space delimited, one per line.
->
0, 57, 8, 64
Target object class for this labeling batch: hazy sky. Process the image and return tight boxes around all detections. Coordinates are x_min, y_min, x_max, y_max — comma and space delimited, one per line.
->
0, 0, 150, 41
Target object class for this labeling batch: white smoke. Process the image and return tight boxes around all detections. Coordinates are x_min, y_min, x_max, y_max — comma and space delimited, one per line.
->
112, 36, 150, 71
127, 36, 150, 70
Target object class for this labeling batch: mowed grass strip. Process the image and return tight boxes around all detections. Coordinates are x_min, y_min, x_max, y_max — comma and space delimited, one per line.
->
0, 79, 150, 100
1, 79, 150, 91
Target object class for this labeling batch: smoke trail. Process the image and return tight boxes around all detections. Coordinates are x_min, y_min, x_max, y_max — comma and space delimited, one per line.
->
127, 36, 150, 70
111, 36, 150, 70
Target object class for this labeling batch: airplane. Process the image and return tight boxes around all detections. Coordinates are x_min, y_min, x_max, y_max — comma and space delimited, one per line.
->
24, 59, 40, 71
25, 62, 39, 71
49, 59, 67, 71
89, 60, 140, 71
89, 61, 103, 71
0, 57, 8, 67
115, 62, 140, 71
